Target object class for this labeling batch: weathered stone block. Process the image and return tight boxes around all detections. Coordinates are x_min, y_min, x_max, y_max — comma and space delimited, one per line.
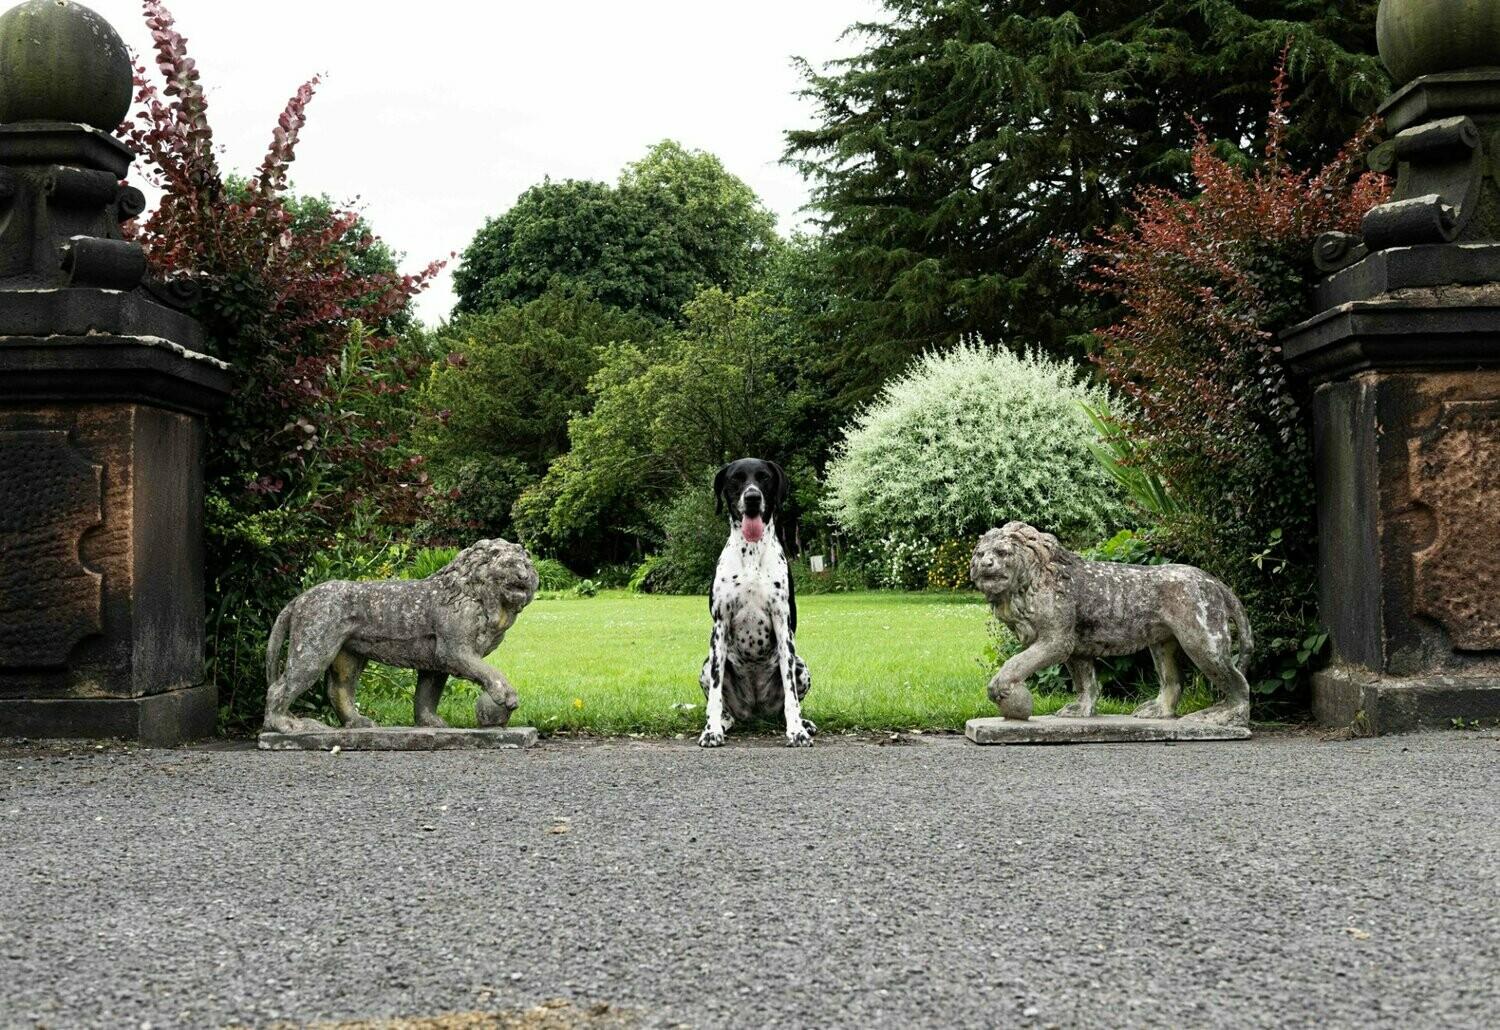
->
965, 715, 1250, 746
0, 682, 216, 746
258, 726, 541, 751
0, 394, 218, 700
0, 341, 229, 742
1313, 667, 1500, 735
1301, 364, 1500, 679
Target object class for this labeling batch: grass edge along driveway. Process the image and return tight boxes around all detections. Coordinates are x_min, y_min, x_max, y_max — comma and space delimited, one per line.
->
360, 590, 1172, 735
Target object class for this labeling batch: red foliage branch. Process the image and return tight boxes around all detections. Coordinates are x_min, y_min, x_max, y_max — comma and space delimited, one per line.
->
121, 0, 444, 534
1080, 73, 1391, 671
256, 78, 319, 198
1083, 77, 1389, 481
133, 0, 217, 193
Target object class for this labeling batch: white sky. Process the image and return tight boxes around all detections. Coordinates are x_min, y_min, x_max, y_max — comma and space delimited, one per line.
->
86, 0, 882, 323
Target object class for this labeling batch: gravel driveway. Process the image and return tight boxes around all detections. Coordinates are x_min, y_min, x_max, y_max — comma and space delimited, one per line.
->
1, 730, 1496, 1028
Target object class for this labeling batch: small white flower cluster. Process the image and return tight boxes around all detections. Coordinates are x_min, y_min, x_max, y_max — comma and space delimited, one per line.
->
826, 340, 1128, 555
862, 533, 932, 590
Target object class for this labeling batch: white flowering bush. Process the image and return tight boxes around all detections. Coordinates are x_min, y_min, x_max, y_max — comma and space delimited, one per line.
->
826, 341, 1128, 552
858, 534, 932, 590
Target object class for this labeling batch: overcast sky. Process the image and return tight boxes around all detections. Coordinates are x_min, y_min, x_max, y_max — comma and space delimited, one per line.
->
86, 0, 882, 323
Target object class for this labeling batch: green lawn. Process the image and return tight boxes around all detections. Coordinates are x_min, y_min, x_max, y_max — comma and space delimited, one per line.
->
357, 590, 1187, 735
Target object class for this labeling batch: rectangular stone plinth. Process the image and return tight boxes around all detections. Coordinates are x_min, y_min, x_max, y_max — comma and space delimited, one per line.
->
1315, 667, 1500, 735
1283, 302, 1500, 736
258, 726, 540, 751
0, 333, 232, 719
0, 682, 217, 746
965, 715, 1250, 745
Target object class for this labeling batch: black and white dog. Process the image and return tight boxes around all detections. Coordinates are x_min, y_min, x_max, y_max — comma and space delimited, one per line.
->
698, 458, 813, 748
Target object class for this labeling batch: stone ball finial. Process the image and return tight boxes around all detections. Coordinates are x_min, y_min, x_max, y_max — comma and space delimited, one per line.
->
0, 0, 132, 130
1377, 0, 1500, 87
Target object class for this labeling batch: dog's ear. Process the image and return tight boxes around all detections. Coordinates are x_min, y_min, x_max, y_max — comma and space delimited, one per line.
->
713, 463, 730, 516
767, 461, 789, 511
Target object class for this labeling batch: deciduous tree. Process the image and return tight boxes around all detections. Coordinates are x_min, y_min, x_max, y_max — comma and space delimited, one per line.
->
421, 290, 652, 536
513, 289, 812, 565
453, 141, 779, 322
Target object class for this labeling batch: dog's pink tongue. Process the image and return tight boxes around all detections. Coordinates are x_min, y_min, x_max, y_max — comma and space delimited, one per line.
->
742, 515, 766, 543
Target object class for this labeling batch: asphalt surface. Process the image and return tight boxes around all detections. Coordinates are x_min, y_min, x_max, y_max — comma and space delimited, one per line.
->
1, 730, 1497, 1029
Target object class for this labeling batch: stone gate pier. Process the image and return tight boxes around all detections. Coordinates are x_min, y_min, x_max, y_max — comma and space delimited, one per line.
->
1284, 0, 1500, 732
0, 1, 231, 744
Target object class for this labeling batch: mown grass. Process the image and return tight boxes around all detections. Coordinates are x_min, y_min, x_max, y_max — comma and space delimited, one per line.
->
355, 590, 1210, 735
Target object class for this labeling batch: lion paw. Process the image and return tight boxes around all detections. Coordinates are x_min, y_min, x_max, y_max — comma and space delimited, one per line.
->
415, 713, 451, 729
1055, 701, 1096, 719
1182, 701, 1250, 728
264, 715, 332, 735
698, 726, 725, 748
1131, 698, 1177, 720
343, 714, 377, 730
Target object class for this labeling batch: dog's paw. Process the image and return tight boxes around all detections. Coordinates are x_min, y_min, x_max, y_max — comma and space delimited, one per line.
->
698, 727, 726, 748
785, 726, 813, 747
801, 718, 818, 737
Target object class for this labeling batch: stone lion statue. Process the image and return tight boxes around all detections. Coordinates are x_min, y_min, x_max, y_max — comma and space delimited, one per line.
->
263, 539, 539, 735
970, 522, 1253, 727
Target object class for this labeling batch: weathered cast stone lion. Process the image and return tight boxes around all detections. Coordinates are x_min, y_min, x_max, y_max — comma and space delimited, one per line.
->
970, 522, 1253, 727
263, 539, 539, 734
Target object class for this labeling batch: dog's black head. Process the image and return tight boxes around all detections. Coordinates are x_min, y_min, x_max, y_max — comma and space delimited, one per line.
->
714, 458, 788, 541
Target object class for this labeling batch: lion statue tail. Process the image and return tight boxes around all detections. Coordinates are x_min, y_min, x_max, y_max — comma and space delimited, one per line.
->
265, 602, 293, 686
1223, 584, 1254, 672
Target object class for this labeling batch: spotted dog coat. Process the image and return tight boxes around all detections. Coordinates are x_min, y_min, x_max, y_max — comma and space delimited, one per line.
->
698, 458, 813, 747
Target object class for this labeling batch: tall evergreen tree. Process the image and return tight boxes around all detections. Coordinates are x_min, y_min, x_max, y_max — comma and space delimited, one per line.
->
785, 1, 1386, 403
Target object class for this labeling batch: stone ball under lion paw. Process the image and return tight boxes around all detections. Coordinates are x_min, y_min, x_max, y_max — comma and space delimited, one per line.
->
474, 693, 511, 728
996, 682, 1033, 721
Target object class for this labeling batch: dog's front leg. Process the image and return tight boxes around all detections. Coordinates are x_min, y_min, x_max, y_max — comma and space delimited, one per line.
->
699, 623, 728, 748
775, 616, 812, 747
